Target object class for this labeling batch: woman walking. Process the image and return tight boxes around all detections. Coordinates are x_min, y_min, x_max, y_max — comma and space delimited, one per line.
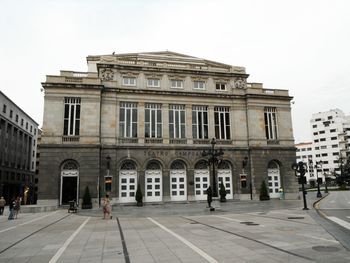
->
102, 194, 112, 219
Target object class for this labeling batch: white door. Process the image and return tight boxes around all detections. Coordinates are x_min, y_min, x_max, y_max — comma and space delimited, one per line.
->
268, 168, 281, 198
170, 170, 187, 201
218, 169, 233, 199
194, 170, 209, 200
119, 171, 137, 203
145, 170, 162, 202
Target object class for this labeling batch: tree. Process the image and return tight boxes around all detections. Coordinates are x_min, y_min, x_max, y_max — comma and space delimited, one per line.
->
82, 186, 92, 209
259, 180, 270, 201
135, 183, 143, 206
219, 182, 227, 202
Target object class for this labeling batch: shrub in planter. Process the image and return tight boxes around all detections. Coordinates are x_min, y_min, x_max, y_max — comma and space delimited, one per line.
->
135, 183, 143, 206
82, 186, 92, 209
219, 182, 227, 202
259, 180, 270, 201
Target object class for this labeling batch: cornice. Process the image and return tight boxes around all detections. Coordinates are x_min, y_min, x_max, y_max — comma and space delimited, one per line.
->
42, 82, 104, 90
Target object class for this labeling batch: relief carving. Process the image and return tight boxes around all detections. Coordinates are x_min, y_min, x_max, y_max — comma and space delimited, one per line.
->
100, 69, 115, 81
235, 77, 247, 89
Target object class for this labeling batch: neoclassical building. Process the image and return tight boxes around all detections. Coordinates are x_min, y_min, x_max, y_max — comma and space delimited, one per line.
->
38, 51, 298, 206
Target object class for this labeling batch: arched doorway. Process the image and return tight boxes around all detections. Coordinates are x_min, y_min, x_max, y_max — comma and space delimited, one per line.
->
119, 160, 137, 203
145, 160, 162, 202
170, 160, 187, 201
218, 161, 233, 199
267, 161, 281, 198
194, 160, 209, 200
60, 160, 79, 205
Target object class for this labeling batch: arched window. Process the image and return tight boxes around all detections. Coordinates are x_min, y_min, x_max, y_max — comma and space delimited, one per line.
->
146, 161, 161, 170
218, 161, 230, 169
120, 160, 136, 170
268, 161, 279, 169
62, 161, 78, 170
194, 160, 208, 169
170, 160, 186, 170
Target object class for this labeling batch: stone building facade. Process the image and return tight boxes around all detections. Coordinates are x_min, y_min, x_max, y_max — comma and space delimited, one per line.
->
0, 91, 38, 204
38, 51, 298, 206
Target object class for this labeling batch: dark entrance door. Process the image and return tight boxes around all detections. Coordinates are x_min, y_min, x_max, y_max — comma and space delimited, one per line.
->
62, 177, 77, 205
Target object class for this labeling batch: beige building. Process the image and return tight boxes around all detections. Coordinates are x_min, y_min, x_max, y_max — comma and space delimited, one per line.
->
38, 51, 298, 206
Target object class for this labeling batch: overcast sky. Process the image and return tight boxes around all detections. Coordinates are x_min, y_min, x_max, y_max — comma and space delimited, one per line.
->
1, 0, 349, 143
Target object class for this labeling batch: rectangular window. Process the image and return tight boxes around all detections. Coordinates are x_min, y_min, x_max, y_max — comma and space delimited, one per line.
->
313, 132, 318, 135
214, 106, 231, 140
26, 122, 28, 130
171, 80, 183, 89
320, 138, 326, 142
145, 103, 162, 138
21, 119, 24, 126
321, 146, 327, 149
312, 124, 317, 128
193, 81, 205, 90
332, 144, 338, 148
122, 77, 136, 86
314, 139, 319, 143
321, 153, 328, 157
169, 105, 185, 138
192, 106, 208, 139
331, 136, 337, 140
330, 129, 336, 132
9, 110, 13, 118
147, 78, 160, 88
119, 102, 138, 138
264, 107, 278, 140
2, 104, 6, 113
63, 97, 81, 136
15, 114, 18, 122
319, 130, 325, 134
215, 83, 226, 91
333, 152, 339, 156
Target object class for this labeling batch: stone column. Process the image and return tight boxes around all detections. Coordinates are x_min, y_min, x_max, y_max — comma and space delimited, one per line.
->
185, 105, 193, 144
208, 105, 215, 139
163, 103, 169, 144
138, 102, 145, 144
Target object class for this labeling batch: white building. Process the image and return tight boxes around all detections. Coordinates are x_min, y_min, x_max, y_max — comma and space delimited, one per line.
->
295, 142, 318, 185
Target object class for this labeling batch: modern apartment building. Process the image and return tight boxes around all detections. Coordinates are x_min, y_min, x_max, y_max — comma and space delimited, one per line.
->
38, 51, 298, 207
0, 91, 39, 204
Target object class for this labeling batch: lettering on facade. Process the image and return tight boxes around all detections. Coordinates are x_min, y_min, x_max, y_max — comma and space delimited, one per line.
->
144, 150, 201, 158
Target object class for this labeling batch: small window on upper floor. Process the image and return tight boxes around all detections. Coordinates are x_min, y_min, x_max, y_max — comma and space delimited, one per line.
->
171, 80, 183, 89
15, 114, 18, 122
21, 119, 24, 126
147, 78, 160, 88
319, 130, 325, 134
34, 128, 36, 135
216, 83, 226, 91
2, 104, 6, 113
193, 81, 205, 90
26, 122, 28, 130
328, 116, 333, 120
122, 77, 136, 86
312, 124, 317, 128
9, 110, 13, 118
330, 129, 336, 132
30, 125, 33, 133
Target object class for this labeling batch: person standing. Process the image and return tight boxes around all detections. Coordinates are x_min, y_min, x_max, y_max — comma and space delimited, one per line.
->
8, 197, 15, 220
0, 197, 6, 215
14, 196, 21, 219
207, 186, 213, 208
102, 194, 112, 219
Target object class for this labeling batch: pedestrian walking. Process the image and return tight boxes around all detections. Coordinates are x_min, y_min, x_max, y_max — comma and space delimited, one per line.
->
0, 196, 6, 215
102, 194, 112, 219
14, 196, 21, 219
8, 197, 15, 220
207, 186, 213, 208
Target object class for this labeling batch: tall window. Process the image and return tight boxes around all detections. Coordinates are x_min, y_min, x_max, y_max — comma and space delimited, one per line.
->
63, 97, 81, 136
119, 102, 138, 138
264, 107, 278, 140
192, 106, 208, 139
214, 106, 230, 140
215, 83, 226, 91
145, 103, 162, 138
169, 105, 185, 138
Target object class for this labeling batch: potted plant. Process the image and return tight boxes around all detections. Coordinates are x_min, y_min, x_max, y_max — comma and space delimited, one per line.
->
259, 180, 270, 201
82, 186, 92, 209
135, 183, 143, 207
219, 182, 227, 202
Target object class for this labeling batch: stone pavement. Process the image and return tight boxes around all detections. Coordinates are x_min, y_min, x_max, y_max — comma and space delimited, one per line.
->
0, 197, 350, 262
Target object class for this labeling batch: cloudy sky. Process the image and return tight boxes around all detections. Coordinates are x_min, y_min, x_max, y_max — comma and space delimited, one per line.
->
1, 0, 349, 143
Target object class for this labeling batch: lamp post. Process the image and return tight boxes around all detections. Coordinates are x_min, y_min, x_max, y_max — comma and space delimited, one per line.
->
315, 161, 323, 198
202, 138, 224, 197
310, 160, 323, 198
292, 161, 309, 210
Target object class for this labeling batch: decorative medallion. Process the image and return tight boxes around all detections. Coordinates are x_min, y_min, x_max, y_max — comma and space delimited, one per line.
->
235, 77, 246, 89
100, 69, 114, 81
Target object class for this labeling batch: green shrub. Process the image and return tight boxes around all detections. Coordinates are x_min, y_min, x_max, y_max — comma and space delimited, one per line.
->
259, 180, 270, 201
135, 183, 143, 206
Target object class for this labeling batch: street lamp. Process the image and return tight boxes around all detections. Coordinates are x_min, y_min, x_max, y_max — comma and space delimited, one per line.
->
309, 160, 323, 198
292, 161, 309, 210
202, 138, 224, 197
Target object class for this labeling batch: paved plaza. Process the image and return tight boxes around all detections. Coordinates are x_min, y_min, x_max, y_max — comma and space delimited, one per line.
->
0, 196, 350, 262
